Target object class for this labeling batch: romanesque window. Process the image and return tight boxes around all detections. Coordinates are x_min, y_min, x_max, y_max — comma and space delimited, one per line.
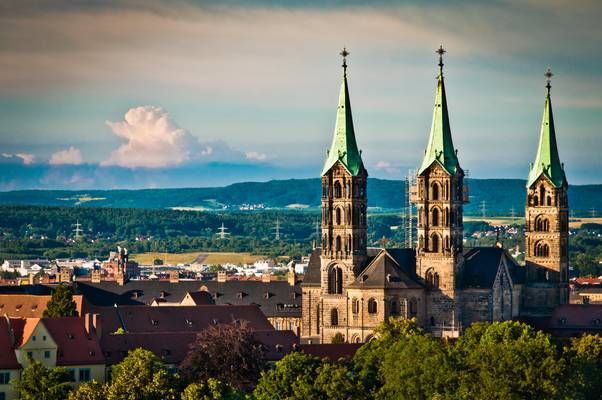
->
539, 184, 545, 206
444, 208, 449, 227
328, 266, 343, 294
352, 298, 359, 314
409, 298, 417, 317
431, 233, 440, 252
426, 269, 434, 288
434, 273, 440, 289
331, 308, 339, 326
336, 208, 342, 225
445, 181, 449, 200
534, 241, 550, 257
367, 298, 377, 314
346, 206, 351, 224
390, 299, 400, 316
431, 208, 440, 227
316, 305, 320, 334
335, 236, 342, 252
334, 181, 342, 198
346, 181, 351, 197
322, 184, 328, 198
535, 216, 550, 232
533, 195, 539, 206
431, 182, 440, 200
547, 196, 552, 206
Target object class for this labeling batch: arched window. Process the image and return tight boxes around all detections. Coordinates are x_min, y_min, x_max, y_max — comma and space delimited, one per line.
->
328, 266, 343, 294
336, 208, 341, 225
334, 181, 342, 198
316, 305, 320, 334
331, 308, 338, 326
431, 182, 440, 200
322, 184, 328, 197
535, 216, 550, 232
444, 208, 449, 227
431, 234, 440, 253
368, 298, 377, 314
547, 196, 552, 206
535, 241, 550, 257
390, 299, 400, 316
346, 181, 351, 197
409, 298, 417, 317
445, 181, 449, 200
431, 208, 440, 227
426, 269, 434, 288
539, 184, 545, 206
433, 273, 440, 289
346, 206, 351, 224
533, 196, 539, 206
335, 236, 342, 252
352, 298, 359, 314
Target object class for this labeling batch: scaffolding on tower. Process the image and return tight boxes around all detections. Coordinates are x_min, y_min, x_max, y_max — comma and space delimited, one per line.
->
405, 169, 417, 249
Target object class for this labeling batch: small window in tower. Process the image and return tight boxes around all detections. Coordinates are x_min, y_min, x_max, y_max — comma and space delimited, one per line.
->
368, 298, 377, 314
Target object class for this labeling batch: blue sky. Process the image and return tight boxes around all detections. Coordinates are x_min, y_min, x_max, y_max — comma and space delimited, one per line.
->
0, 0, 601, 189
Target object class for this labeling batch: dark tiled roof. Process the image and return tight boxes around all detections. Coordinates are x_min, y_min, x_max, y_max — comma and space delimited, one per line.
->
350, 249, 421, 289
74, 280, 301, 317
300, 343, 362, 361
185, 291, 214, 305
90, 304, 275, 334
101, 329, 298, 365
0, 317, 20, 369
302, 248, 322, 285
549, 304, 602, 330
461, 247, 525, 289
42, 317, 105, 366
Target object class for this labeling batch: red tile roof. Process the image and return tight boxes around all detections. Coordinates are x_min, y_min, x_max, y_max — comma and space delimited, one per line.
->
549, 304, 602, 329
0, 317, 20, 369
42, 317, 105, 366
0, 294, 85, 318
89, 304, 274, 334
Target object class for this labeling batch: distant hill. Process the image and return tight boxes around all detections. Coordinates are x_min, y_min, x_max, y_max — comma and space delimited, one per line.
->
1, 178, 601, 216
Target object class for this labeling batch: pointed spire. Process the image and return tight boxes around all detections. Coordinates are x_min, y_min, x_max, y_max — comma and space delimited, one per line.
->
321, 48, 364, 176
527, 68, 566, 188
418, 45, 459, 175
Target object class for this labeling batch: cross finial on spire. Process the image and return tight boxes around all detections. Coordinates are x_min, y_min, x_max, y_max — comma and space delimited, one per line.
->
436, 45, 446, 73
340, 47, 349, 70
545, 67, 553, 94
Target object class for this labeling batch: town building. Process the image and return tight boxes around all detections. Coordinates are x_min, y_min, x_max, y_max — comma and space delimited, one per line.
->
302, 47, 567, 343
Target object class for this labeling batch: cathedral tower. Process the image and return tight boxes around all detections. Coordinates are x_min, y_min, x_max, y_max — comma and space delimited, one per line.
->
524, 69, 569, 310
413, 46, 466, 334
320, 48, 368, 284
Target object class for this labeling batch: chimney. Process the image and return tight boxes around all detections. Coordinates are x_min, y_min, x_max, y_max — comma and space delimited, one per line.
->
169, 270, 179, 283
262, 273, 271, 283
28, 272, 36, 285
91, 269, 101, 284
60, 270, 73, 283
288, 267, 297, 286
217, 271, 227, 283
84, 313, 93, 335
116, 272, 125, 286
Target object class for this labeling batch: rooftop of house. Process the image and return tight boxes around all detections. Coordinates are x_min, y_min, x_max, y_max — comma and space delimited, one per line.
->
0, 294, 85, 318
0, 317, 21, 369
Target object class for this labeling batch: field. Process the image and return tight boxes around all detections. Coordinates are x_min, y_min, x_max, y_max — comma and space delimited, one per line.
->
131, 251, 265, 265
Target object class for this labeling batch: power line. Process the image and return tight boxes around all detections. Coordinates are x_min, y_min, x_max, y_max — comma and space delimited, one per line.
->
72, 220, 83, 240
273, 218, 281, 241
480, 200, 487, 218
216, 223, 230, 239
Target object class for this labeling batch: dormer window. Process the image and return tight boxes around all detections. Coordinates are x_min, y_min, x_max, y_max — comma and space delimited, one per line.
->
558, 317, 567, 326
31, 305, 38, 311
212, 318, 219, 325
151, 319, 159, 326
185, 319, 193, 326
264, 292, 272, 299
67, 333, 75, 339
593, 319, 601, 327
237, 292, 245, 299
159, 291, 167, 298
89, 350, 95, 356
275, 344, 283, 353
15, 304, 22, 311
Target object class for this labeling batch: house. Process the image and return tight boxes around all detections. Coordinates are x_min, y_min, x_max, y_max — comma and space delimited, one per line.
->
0, 318, 21, 400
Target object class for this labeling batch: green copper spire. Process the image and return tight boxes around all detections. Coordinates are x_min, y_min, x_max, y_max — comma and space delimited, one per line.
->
418, 45, 459, 176
527, 68, 566, 188
321, 48, 363, 176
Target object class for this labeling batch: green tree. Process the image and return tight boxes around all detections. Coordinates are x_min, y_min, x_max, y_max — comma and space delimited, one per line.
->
575, 253, 601, 277
331, 332, 346, 344
180, 379, 244, 400
254, 352, 323, 400
181, 321, 266, 391
43, 284, 78, 318
454, 321, 566, 400
313, 360, 366, 400
153, 258, 164, 265
67, 380, 106, 400
104, 348, 180, 400
564, 334, 602, 399
12, 357, 72, 400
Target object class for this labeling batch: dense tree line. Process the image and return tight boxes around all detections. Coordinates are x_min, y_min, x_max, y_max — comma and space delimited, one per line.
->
14, 319, 602, 400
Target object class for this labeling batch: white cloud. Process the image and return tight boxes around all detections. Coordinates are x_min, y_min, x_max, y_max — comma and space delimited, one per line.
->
245, 151, 267, 161
200, 146, 213, 156
49, 146, 83, 165
2, 152, 35, 164
102, 106, 195, 168
375, 160, 400, 175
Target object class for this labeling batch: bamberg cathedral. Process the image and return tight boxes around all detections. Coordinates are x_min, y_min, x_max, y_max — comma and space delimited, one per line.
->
301, 47, 569, 343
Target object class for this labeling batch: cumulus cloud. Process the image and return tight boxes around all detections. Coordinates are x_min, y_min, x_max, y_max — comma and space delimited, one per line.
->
49, 146, 83, 165
375, 160, 400, 175
102, 106, 196, 168
2, 152, 35, 164
245, 151, 267, 161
